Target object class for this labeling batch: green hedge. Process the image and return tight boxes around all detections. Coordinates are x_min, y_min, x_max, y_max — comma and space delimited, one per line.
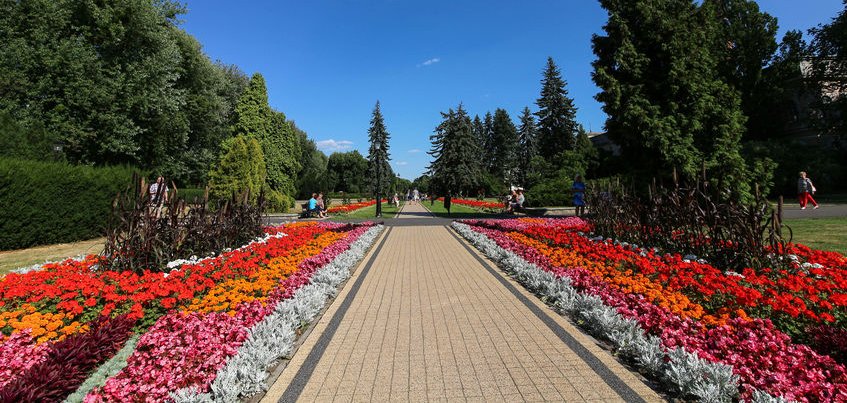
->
177, 188, 207, 202
0, 158, 137, 250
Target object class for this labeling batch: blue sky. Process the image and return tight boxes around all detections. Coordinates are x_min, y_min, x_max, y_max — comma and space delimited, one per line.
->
180, 0, 843, 180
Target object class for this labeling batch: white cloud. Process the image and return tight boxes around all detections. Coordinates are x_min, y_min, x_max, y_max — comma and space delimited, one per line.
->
417, 57, 441, 67
408, 148, 422, 153
316, 139, 353, 152
395, 161, 408, 166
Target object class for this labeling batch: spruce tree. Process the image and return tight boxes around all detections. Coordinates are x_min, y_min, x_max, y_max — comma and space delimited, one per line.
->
517, 107, 538, 187
366, 101, 392, 196
428, 104, 479, 195
472, 115, 487, 164
490, 108, 519, 186
592, 0, 751, 200
535, 57, 578, 160
482, 111, 496, 173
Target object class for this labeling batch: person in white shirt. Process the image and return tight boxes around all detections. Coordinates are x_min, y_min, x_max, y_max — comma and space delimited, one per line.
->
148, 176, 169, 217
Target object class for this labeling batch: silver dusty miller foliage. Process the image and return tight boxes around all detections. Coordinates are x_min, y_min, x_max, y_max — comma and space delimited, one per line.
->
170, 225, 384, 402
449, 222, 790, 403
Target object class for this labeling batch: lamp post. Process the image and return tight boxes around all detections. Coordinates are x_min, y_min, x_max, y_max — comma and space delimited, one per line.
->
375, 143, 382, 218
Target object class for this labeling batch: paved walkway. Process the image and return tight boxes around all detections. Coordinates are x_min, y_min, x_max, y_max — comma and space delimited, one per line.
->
261, 203, 662, 402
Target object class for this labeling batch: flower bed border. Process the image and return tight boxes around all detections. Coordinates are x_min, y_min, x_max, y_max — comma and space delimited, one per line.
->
168, 224, 385, 401
451, 221, 785, 403
1, 223, 384, 402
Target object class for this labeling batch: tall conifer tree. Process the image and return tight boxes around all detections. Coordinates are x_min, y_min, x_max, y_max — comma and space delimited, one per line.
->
233, 73, 271, 139
366, 101, 392, 196
472, 115, 486, 161
428, 104, 478, 195
232, 73, 299, 199
490, 108, 519, 185
517, 107, 538, 186
265, 111, 301, 196
592, 0, 751, 200
535, 57, 578, 160
482, 112, 496, 173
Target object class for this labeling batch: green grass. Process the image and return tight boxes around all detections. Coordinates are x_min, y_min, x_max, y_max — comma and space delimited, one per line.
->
340, 201, 405, 219
421, 200, 502, 219
782, 217, 847, 255
1, 238, 104, 276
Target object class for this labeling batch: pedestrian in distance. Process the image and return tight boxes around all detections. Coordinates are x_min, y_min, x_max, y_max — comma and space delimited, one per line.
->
797, 171, 819, 210
148, 176, 169, 218
572, 174, 586, 217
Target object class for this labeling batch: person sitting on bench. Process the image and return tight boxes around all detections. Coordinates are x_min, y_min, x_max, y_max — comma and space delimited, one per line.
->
306, 193, 321, 217
506, 189, 525, 213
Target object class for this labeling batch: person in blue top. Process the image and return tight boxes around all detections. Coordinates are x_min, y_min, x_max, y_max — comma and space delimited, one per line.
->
572, 174, 586, 217
307, 193, 321, 217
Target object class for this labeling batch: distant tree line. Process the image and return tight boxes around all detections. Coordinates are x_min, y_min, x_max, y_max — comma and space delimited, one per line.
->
425, 57, 597, 206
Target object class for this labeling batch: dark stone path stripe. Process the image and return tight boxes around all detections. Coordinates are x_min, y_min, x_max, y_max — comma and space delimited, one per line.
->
447, 227, 648, 403
278, 227, 392, 403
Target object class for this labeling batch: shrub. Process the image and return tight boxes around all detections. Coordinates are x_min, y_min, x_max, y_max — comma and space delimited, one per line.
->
265, 188, 293, 213
527, 176, 571, 207
0, 158, 137, 250
177, 188, 207, 203
208, 135, 266, 202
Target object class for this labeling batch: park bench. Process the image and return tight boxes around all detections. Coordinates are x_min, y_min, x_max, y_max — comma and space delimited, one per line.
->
513, 205, 547, 216
300, 202, 318, 219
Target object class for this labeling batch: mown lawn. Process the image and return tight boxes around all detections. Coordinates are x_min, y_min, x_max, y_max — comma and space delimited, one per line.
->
782, 216, 847, 255
0, 238, 105, 275
422, 200, 500, 218
341, 201, 405, 218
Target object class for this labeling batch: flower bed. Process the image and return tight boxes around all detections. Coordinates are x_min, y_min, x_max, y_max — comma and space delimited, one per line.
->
327, 199, 388, 214
438, 197, 503, 212
456, 217, 847, 402
0, 221, 382, 401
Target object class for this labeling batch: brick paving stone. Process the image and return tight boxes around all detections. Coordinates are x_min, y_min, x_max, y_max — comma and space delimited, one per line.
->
261, 203, 663, 402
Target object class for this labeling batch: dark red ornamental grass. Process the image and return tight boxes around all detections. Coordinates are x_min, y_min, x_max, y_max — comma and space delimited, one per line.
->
0, 314, 136, 403
809, 324, 847, 365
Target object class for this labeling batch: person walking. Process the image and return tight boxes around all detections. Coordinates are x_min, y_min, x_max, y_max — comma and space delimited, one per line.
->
797, 171, 819, 210
572, 174, 586, 217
